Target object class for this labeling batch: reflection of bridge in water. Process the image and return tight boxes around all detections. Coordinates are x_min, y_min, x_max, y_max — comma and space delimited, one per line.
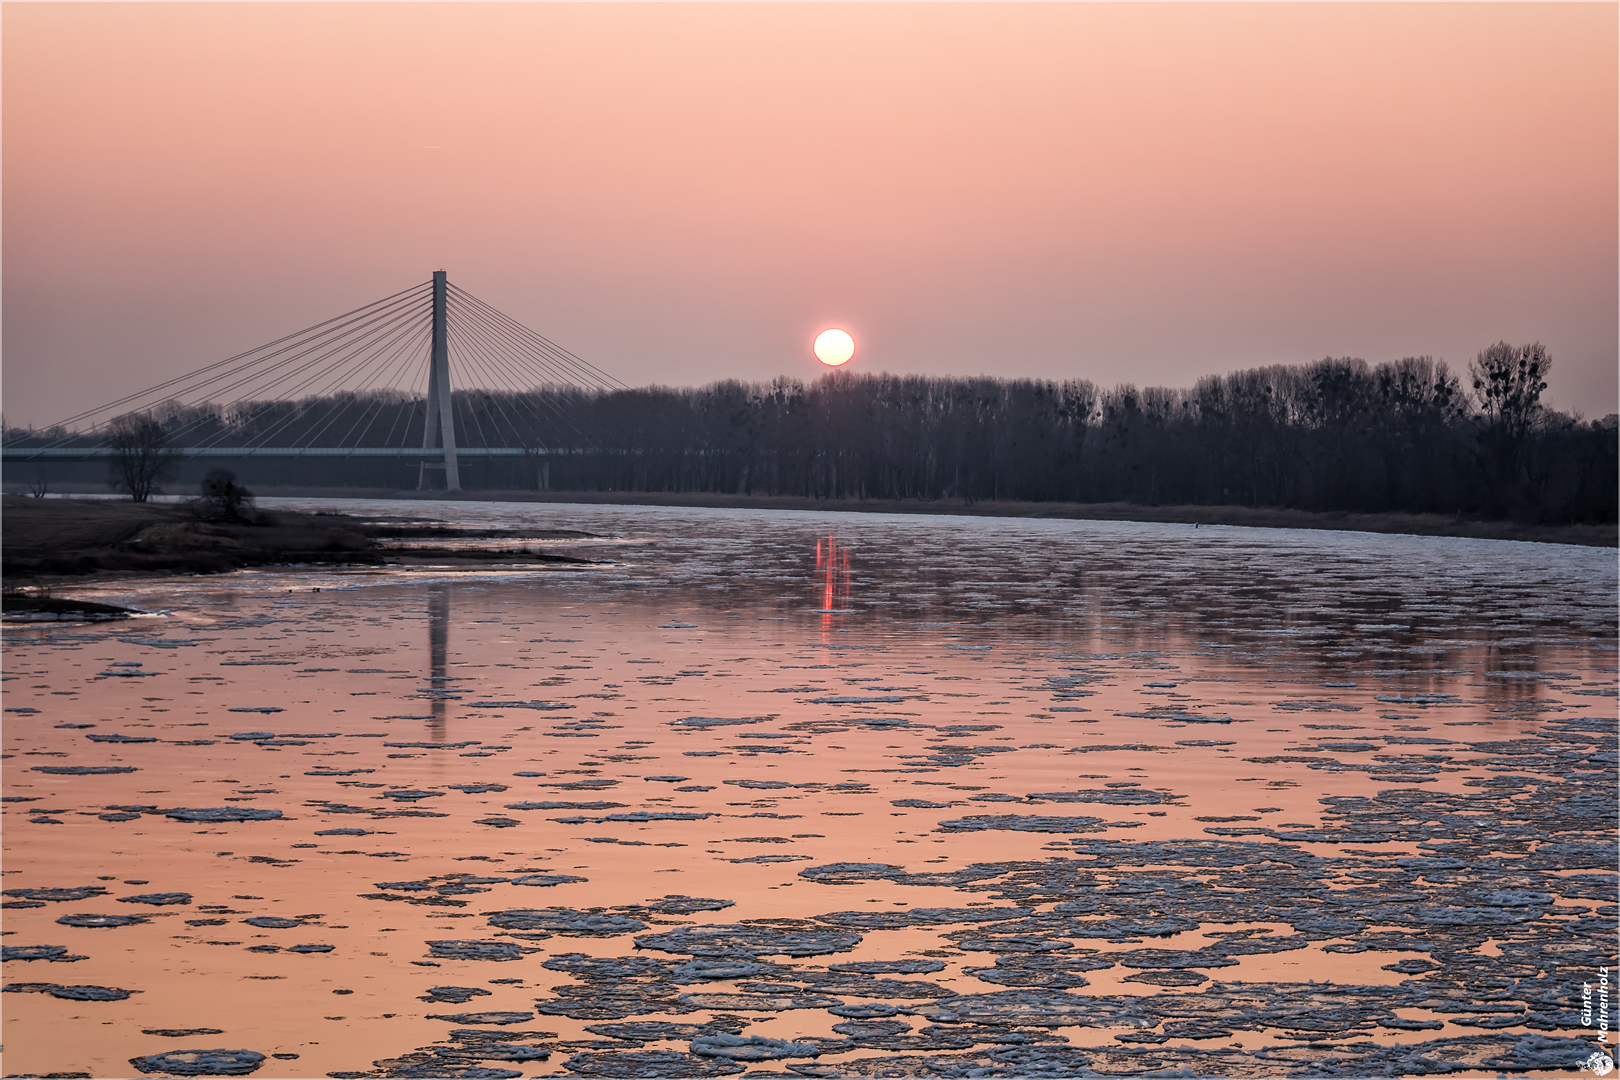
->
2, 271, 624, 491
427, 583, 451, 728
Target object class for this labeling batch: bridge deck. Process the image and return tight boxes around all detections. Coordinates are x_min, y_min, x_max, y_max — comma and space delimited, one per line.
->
2, 447, 571, 460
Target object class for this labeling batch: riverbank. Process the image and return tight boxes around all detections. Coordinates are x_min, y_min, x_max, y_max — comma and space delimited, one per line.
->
0, 496, 599, 588
1, 593, 140, 621
238, 486, 1617, 547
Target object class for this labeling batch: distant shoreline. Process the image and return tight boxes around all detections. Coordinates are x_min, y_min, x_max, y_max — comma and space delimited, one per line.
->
237, 486, 1617, 548
9, 485, 1612, 548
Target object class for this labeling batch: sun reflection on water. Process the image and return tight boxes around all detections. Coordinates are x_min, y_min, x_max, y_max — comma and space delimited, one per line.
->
815, 533, 853, 643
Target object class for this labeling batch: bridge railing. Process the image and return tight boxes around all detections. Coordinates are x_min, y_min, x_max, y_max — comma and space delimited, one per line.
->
0, 446, 589, 460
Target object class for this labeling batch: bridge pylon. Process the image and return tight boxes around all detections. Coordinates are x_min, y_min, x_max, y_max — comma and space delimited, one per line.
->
419, 269, 461, 491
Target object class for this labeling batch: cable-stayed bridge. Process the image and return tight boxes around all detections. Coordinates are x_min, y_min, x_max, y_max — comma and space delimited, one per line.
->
2, 272, 624, 491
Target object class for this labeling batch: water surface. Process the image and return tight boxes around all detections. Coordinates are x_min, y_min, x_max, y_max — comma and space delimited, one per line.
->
4, 500, 1614, 1077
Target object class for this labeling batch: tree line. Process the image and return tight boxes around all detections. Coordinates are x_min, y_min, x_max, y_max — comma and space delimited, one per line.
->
530, 345, 1614, 523
7, 343, 1615, 523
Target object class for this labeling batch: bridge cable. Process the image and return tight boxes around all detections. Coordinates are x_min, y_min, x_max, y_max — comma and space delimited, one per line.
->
99, 288, 431, 450
295, 317, 436, 452
26, 281, 431, 437
226, 302, 432, 452
174, 296, 430, 451
446, 291, 600, 435
444, 296, 591, 439
332, 323, 436, 452
169, 299, 430, 456
444, 320, 528, 446
448, 284, 627, 390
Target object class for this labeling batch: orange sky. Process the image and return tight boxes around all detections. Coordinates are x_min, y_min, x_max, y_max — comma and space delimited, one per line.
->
4, 3, 1615, 425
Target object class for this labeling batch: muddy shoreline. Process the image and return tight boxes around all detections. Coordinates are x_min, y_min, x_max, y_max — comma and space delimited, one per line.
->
0, 496, 600, 590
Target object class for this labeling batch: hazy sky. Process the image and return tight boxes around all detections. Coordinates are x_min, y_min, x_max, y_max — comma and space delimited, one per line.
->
4, 3, 1615, 427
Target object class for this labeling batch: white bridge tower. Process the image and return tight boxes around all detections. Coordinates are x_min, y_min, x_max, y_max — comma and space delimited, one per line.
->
418, 269, 461, 491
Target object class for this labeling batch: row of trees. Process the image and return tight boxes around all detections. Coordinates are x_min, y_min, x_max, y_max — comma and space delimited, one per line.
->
9, 343, 1615, 523
526, 345, 1612, 522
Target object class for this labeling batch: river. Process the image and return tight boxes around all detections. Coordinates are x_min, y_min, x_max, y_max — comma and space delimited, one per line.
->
3, 499, 1615, 1077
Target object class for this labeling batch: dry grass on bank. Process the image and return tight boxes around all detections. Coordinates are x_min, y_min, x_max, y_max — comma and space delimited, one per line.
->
1, 496, 377, 580
1, 496, 604, 587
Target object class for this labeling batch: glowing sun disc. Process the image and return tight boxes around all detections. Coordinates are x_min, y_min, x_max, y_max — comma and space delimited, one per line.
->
814, 328, 855, 367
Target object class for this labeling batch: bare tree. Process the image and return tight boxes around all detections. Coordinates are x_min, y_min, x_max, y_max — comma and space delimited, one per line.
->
1469, 342, 1551, 508
107, 413, 175, 503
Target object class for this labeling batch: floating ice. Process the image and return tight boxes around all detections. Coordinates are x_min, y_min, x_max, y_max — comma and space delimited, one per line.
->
120, 893, 192, 906
511, 874, 588, 888
489, 910, 647, 935
162, 808, 282, 823
425, 1011, 535, 1025
2, 945, 81, 962
426, 940, 527, 962
671, 716, 766, 729
49, 984, 132, 1001
563, 1050, 743, 1077
936, 814, 1110, 833
129, 1050, 265, 1076
690, 1033, 821, 1061
57, 913, 145, 928
32, 766, 138, 775
636, 924, 861, 959
421, 986, 491, 1003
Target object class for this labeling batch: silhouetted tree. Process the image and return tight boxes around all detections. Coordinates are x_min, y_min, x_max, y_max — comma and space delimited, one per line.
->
106, 413, 174, 503
1469, 342, 1551, 514
197, 468, 255, 521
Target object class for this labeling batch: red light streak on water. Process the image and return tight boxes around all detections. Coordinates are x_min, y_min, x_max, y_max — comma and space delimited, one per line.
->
816, 533, 852, 643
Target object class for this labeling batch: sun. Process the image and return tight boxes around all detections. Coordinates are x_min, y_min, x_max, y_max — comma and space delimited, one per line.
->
814, 328, 855, 367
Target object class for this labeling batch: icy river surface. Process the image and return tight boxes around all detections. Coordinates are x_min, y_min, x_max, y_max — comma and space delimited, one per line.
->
4, 499, 1616, 1078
